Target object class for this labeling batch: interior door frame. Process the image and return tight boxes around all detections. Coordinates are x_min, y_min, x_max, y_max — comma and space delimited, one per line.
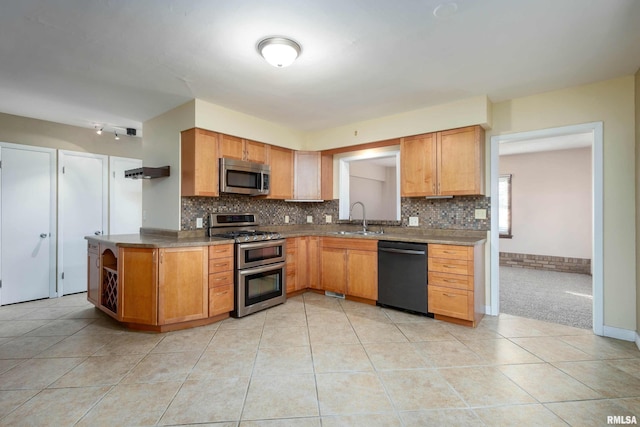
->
489, 122, 604, 336
0, 142, 58, 301
58, 150, 108, 296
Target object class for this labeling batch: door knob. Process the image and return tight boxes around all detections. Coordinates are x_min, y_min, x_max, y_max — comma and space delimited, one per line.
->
40, 233, 47, 238
94, 231, 102, 235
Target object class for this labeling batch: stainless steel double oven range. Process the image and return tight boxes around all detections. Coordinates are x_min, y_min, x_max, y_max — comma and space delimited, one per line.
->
209, 213, 286, 318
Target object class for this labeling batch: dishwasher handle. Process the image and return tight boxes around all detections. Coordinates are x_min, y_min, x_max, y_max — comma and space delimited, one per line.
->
379, 247, 426, 255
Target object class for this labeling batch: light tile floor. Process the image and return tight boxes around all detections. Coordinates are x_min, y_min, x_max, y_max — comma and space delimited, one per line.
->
0, 291, 639, 426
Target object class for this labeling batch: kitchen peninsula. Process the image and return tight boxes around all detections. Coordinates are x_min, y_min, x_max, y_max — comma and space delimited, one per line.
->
86, 227, 485, 331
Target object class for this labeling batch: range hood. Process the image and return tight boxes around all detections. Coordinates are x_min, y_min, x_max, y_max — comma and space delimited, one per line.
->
124, 166, 170, 179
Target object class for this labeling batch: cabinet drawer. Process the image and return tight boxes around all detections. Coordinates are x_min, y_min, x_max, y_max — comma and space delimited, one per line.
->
209, 257, 233, 273
209, 270, 234, 288
209, 284, 234, 317
321, 237, 378, 251
429, 244, 471, 260
209, 244, 234, 259
428, 285, 473, 321
428, 257, 471, 275
428, 271, 473, 291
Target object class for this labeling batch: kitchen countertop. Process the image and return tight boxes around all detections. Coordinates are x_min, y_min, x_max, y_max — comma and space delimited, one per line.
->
86, 226, 486, 248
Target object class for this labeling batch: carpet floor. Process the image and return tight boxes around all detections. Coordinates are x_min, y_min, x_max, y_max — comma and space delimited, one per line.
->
499, 266, 593, 330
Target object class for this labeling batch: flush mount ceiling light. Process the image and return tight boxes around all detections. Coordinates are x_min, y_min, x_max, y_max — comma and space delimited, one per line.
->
95, 125, 103, 135
114, 131, 120, 140
257, 37, 301, 68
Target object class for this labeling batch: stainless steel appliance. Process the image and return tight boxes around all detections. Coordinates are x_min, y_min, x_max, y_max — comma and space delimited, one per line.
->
209, 213, 285, 317
219, 158, 270, 196
377, 240, 433, 316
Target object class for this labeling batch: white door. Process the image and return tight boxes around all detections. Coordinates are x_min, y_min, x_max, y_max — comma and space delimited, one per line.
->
58, 151, 108, 295
0, 143, 56, 305
109, 156, 142, 235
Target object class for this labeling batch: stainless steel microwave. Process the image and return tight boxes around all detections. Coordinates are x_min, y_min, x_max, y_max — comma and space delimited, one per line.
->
219, 158, 270, 196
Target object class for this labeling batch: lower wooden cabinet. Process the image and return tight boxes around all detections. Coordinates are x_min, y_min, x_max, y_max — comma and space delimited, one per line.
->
285, 238, 297, 294
157, 246, 208, 324
208, 244, 235, 316
320, 237, 377, 301
427, 243, 485, 327
209, 284, 234, 316
87, 242, 100, 305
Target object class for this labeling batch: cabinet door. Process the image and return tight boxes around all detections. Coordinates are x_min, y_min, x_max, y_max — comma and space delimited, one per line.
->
320, 247, 346, 294
209, 284, 234, 317
181, 128, 218, 197
300, 236, 320, 290
119, 247, 158, 325
401, 133, 437, 197
438, 126, 484, 195
347, 250, 378, 300
87, 246, 100, 305
294, 151, 322, 200
286, 238, 297, 294
245, 139, 268, 163
218, 134, 244, 160
158, 247, 208, 324
267, 146, 294, 200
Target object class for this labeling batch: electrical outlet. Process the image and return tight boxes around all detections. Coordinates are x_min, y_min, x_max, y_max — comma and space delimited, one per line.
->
196, 218, 203, 228
409, 216, 419, 226
475, 209, 487, 220
284, 215, 290, 224
325, 215, 332, 224
306, 215, 313, 224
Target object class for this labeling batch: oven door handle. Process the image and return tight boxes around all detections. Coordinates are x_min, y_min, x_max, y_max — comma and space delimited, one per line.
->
237, 239, 285, 250
238, 261, 286, 276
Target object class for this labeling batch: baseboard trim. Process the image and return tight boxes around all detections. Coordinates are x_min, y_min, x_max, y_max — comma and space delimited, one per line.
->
602, 325, 636, 342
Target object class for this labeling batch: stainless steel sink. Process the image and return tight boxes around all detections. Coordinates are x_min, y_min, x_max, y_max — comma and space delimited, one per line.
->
330, 230, 383, 236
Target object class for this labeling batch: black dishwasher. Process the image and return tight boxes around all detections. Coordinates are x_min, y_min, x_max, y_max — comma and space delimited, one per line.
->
377, 241, 432, 316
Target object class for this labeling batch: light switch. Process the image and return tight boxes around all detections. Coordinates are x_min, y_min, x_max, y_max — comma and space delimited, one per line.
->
284, 215, 290, 223
307, 215, 313, 223
196, 218, 203, 228
409, 216, 419, 226
325, 215, 332, 223
475, 209, 487, 219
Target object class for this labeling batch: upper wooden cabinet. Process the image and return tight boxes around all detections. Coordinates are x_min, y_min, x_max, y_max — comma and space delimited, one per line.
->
181, 128, 219, 197
266, 145, 294, 200
293, 151, 333, 200
401, 125, 485, 197
218, 134, 268, 164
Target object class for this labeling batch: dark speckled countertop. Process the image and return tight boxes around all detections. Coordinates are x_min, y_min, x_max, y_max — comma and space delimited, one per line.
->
86, 225, 486, 248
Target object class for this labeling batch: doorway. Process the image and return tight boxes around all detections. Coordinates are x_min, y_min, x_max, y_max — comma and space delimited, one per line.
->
490, 122, 604, 336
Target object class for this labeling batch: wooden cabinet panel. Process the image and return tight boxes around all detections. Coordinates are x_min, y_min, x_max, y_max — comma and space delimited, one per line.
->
299, 236, 320, 290
293, 151, 333, 200
209, 270, 233, 288
429, 244, 472, 260
401, 133, 437, 197
286, 238, 297, 294
267, 146, 294, 200
245, 139, 268, 164
209, 284, 234, 317
428, 271, 473, 291
428, 257, 472, 276
181, 128, 219, 197
87, 243, 100, 305
209, 244, 234, 259
218, 134, 244, 160
347, 250, 378, 300
158, 247, 208, 324
321, 237, 378, 251
119, 247, 158, 325
320, 247, 347, 294
428, 285, 473, 320
209, 257, 233, 273
438, 126, 485, 196
400, 125, 485, 197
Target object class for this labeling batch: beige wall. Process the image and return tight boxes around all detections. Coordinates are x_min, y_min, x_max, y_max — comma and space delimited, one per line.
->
499, 147, 592, 259
0, 112, 143, 158
635, 68, 640, 338
195, 99, 305, 150
491, 76, 637, 331
306, 95, 492, 150
141, 100, 195, 229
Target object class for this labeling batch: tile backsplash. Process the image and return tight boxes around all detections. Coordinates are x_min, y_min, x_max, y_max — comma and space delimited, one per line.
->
182, 194, 490, 231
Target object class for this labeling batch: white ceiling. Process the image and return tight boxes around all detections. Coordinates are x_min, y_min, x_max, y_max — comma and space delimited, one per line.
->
1, 0, 639, 135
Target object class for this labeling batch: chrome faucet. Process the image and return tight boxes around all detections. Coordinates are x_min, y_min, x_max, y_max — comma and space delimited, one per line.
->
349, 201, 367, 232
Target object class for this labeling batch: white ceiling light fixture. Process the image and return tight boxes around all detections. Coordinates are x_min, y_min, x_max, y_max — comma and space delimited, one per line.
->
95, 125, 103, 135
114, 131, 120, 140
258, 37, 301, 68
